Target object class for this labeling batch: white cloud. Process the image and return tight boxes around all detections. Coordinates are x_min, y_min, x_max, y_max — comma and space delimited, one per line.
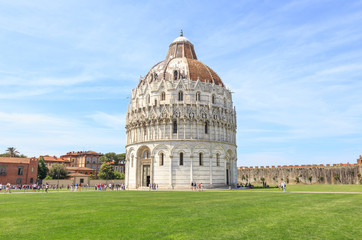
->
87, 112, 126, 130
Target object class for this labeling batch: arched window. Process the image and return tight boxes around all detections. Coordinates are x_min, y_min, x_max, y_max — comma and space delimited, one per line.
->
159, 153, 164, 166
154, 73, 158, 80
212, 94, 215, 104
154, 99, 157, 106
196, 92, 200, 101
205, 122, 208, 134
147, 94, 150, 104
179, 152, 183, 166
161, 92, 166, 101
143, 150, 150, 159
178, 91, 183, 101
224, 97, 226, 107
174, 70, 178, 80
199, 152, 203, 166
216, 153, 220, 166
173, 120, 177, 133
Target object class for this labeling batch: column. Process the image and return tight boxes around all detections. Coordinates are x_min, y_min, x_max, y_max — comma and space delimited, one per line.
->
190, 156, 193, 184
169, 155, 173, 188
169, 121, 172, 139
151, 155, 154, 185
224, 158, 227, 185
190, 121, 193, 139
125, 159, 129, 188
177, 120, 179, 139
183, 120, 186, 139
209, 155, 213, 186
163, 122, 166, 139
147, 124, 150, 141
218, 124, 221, 141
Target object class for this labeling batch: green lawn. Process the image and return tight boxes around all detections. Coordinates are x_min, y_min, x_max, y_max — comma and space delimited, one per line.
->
1, 190, 361, 239
238, 184, 362, 192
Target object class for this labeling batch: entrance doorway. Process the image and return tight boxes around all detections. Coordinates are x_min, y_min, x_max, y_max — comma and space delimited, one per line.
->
142, 165, 150, 187
226, 169, 229, 185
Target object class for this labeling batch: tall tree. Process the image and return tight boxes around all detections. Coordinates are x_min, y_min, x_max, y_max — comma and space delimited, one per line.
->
37, 157, 48, 180
48, 164, 67, 179
99, 152, 125, 164
98, 162, 115, 180
6, 147, 20, 157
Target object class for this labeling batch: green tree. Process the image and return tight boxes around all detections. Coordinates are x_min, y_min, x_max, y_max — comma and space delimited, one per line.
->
113, 171, 125, 180
308, 176, 312, 183
260, 177, 265, 184
48, 164, 67, 179
37, 157, 48, 180
99, 152, 125, 164
0, 147, 27, 158
6, 147, 19, 157
295, 177, 300, 183
98, 162, 115, 180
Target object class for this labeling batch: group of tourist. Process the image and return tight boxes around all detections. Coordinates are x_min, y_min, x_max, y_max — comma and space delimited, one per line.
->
95, 183, 126, 191
148, 183, 159, 190
0, 183, 49, 192
0, 182, 128, 193
191, 182, 204, 191
0, 183, 12, 193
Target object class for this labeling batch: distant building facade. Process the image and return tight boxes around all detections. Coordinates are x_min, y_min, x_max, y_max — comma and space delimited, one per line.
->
60, 151, 103, 177
0, 157, 38, 185
41, 151, 125, 178
41, 155, 71, 167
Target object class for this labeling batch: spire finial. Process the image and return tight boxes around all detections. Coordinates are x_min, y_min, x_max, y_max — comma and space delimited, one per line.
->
180, 29, 183, 36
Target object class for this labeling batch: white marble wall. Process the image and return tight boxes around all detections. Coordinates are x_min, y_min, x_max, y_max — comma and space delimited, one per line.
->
125, 78, 237, 189
125, 141, 237, 189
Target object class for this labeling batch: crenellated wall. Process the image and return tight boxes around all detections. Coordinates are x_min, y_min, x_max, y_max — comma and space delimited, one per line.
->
238, 158, 362, 185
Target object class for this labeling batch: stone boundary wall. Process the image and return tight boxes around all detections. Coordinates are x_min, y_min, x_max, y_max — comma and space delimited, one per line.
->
41, 179, 124, 186
238, 161, 362, 185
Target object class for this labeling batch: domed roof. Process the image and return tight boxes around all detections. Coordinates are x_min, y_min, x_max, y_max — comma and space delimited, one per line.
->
141, 32, 224, 87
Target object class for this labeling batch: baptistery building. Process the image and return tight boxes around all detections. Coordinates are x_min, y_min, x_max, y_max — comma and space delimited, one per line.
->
125, 32, 237, 189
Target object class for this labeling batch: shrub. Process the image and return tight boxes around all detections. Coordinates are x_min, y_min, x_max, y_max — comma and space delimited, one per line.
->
44, 176, 52, 180
334, 175, 340, 182
295, 177, 300, 183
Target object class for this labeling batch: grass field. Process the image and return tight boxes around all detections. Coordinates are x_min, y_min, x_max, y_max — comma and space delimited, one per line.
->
1, 187, 362, 239
239, 184, 362, 192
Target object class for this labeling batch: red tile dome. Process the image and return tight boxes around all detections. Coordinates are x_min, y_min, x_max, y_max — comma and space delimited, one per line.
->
140, 33, 224, 87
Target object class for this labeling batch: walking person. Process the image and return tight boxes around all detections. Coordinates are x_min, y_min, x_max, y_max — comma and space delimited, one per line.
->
282, 181, 286, 192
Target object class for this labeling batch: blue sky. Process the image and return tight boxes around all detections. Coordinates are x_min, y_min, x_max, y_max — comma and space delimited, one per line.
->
1, 0, 362, 167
